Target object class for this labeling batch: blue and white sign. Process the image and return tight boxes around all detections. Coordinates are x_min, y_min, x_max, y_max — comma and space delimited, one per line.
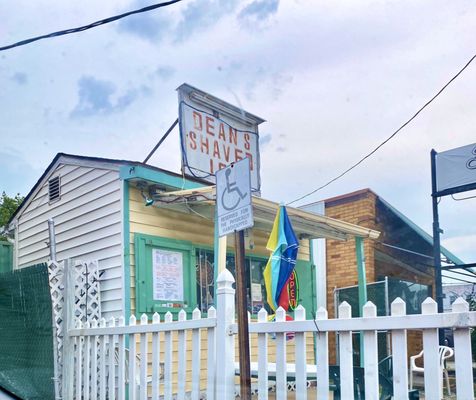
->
436, 143, 476, 194
216, 158, 254, 237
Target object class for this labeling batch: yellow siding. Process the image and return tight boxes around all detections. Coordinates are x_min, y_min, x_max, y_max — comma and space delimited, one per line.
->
128, 186, 310, 314
129, 186, 313, 392
135, 329, 316, 395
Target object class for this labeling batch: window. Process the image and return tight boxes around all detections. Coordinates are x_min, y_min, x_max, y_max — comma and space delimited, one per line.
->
195, 248, 269, 315
134, 234, 196, 315
48, 176, 61, 203
135, 234, 314, 318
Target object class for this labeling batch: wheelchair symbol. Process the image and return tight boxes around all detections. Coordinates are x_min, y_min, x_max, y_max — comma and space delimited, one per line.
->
221, 167, 247, 211
466, 146, 476, 170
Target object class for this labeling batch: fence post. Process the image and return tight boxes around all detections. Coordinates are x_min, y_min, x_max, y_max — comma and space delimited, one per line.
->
216, 269, 236, 400
62, 259, 75, 400
452, 297, 474, 399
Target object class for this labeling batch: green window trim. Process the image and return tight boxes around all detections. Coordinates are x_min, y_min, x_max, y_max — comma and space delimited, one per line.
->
134, 233, 197, 318
134, 232, 316, 320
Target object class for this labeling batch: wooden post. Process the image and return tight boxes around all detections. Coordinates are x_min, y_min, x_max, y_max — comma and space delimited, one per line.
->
338, 301, 354, 400
216, 269, 236, 400
452, 297, 474, 398
362, 302, 379, 400
390, 298, 409, 399
62, 259, 75, 400
234, 231, 252, 399
421, 298, 440, 399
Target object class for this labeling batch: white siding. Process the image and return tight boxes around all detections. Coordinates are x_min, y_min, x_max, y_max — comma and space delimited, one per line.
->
16, 162, 123, 318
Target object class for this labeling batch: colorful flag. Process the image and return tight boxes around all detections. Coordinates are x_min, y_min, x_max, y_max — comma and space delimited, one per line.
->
263, 205, 299, 311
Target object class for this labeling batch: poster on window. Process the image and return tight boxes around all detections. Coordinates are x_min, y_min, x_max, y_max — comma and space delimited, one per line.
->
152, 249, 184, 301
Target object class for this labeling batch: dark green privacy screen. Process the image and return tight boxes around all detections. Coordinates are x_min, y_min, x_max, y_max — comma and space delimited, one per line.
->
0, 264, 55, 400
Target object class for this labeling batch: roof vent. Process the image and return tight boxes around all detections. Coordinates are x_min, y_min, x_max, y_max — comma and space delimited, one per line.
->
48, 176, 61, 203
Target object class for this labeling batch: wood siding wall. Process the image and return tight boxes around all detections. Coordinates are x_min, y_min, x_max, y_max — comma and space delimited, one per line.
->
128, 186, 310, 315
128, 185, 314, 389
17, 163, 123, 317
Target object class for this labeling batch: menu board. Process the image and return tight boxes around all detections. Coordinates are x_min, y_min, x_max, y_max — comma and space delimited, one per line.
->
152, 249, 184, 301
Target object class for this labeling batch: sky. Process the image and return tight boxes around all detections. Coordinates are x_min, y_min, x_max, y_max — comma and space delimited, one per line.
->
0, 0, 475, 282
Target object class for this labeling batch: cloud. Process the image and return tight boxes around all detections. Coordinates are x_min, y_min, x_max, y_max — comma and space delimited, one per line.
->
175, 0, 240, 42
70, 76, 147, 118
0, 150, 39, 196
260, 134, 272, 148
156, 65, 176, 80
238, 0, 279, 27
118, 0, 171, 42
11, 72, 28, 85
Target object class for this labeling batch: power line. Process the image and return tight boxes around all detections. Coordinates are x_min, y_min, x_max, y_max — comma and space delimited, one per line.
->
0, 0, 184, 52
287, 54, 476, 206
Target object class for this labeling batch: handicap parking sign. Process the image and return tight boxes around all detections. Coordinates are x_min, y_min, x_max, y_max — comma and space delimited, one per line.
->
216, 159, 254, 237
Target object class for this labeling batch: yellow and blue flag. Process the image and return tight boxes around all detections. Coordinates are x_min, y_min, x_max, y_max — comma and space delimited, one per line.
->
263, 206, 299, 311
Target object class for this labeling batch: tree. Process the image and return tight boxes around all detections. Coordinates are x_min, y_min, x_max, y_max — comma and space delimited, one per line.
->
0, 192, 24, 240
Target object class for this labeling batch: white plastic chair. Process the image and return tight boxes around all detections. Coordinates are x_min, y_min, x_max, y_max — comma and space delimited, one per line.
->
409, 345, 453, 397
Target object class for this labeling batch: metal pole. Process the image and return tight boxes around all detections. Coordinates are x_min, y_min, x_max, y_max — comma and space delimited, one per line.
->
355, 236, 367, 367
234, 230, 251, 400
48, 218, 57, 262
47, 218, 61, 400
143, 119, 179, 164
431, 149, 445, 344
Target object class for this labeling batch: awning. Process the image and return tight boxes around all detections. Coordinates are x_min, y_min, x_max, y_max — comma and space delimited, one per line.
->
149, 185, 380, 241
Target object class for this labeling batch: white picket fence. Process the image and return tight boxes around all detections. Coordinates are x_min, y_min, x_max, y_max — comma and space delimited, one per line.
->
63, 269, 476, 400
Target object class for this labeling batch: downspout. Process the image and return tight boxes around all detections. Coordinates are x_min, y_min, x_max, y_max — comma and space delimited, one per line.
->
47, 219, 61, 400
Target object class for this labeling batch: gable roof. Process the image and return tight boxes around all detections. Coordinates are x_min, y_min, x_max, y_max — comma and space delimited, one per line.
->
8, 152, 207, 226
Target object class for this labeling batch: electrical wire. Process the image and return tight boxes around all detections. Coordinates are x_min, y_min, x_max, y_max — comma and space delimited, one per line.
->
0, 0, 184, 52
287, 54, 476, 206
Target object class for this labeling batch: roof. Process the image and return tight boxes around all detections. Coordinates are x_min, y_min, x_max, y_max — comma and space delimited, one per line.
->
154, 186, 380, 241
304, 188, 464, 265
8, 152, 208, 225
377, 196, 465, 265
9, 153, 380, 241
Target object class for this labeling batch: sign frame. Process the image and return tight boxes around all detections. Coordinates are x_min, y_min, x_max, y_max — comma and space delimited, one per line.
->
177, 83, 264, 192
433, 143, 476, 197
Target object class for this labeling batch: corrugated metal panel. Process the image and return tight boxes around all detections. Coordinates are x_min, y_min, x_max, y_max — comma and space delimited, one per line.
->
16, 164, 123, 318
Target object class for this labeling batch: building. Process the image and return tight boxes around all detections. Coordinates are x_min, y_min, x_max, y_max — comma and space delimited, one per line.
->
7, 154, 378, 325
303, 188, 464, 363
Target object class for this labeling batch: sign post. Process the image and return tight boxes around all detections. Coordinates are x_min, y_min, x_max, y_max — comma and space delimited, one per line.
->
431, 149, 444, 344
431, 143, 476, 344
216, 159, 253, 400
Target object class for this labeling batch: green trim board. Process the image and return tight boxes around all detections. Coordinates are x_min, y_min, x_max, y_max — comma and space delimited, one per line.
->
134, 233, 197, 317
122, 181, 131, 321
134, 232, 315, 320
120, 165, 206, 190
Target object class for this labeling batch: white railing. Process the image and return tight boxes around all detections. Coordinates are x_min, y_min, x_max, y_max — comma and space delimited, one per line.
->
67, 310, 217, 400
63, 268, 476, 400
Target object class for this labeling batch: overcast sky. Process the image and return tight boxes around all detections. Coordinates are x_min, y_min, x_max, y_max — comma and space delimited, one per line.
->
1, 0, 475, 279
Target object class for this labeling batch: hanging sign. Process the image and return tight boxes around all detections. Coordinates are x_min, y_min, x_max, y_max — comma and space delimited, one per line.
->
216, 158, 254, 237
435, 143, 476, 195
177, 83, 264, 192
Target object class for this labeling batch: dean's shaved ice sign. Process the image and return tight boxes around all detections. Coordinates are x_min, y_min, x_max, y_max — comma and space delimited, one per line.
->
177, 83, 263, 191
